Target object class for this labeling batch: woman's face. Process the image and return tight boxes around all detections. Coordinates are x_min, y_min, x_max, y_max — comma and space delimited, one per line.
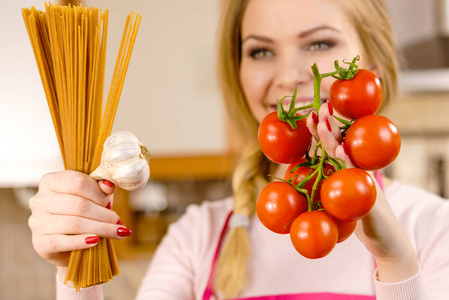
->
240, 0, 370, 123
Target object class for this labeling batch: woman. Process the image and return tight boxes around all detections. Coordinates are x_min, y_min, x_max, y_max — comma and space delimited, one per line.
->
28, 0, 449, 299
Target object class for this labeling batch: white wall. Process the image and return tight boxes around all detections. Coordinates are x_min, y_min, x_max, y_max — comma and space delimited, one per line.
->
0, 1, 64, 187
82, 0, 226, 156
0, 0, 225, 187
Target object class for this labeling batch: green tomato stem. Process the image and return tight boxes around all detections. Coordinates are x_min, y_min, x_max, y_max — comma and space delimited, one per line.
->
311, 141, 322, 165
312, 63, 323, 114
309, 146, 328, 203
311, 63, 339, 116
288, 57, 360, 211
333, 115, 353, 126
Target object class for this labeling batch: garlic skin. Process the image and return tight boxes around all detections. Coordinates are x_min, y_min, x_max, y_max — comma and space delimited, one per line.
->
90, 131, 150, 191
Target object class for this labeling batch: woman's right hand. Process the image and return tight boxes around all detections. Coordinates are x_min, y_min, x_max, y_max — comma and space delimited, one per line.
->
307, 103, 419, 282
28, 170, 131, 283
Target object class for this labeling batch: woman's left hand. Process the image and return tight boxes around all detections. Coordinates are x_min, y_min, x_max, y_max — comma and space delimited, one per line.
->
306, 102, 419, 282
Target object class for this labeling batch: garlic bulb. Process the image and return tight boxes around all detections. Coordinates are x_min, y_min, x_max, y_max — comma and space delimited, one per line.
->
90, 131, 150, 191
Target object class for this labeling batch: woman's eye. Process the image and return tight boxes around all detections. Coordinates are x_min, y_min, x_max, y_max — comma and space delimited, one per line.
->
308, 41, 335, 51
249, 48, 273, 60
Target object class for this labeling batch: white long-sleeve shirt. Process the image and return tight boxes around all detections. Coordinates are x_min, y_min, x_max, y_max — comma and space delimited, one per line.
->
57, 180, 449, 299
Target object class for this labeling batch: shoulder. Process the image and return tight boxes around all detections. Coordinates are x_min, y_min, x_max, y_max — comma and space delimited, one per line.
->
386, 180, 448, 215
386, 180, 449, 247
173, 197, 233, 231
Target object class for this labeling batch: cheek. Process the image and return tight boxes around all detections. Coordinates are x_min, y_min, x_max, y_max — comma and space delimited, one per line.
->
320, 77, 335, 96
239, 62, 272, 113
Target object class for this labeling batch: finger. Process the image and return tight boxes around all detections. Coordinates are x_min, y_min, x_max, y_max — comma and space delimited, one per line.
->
29, 213, 131, 239
40, 170, 111, 208
31, 193, 121, 225
318, 101, 342, 143
335, 144, 356, 169
317, 120, 341, 158
316, 102, 343, 157
306, 111, 319, 141
33, 233, 101, 257
98, 180, 116, 196
98, 180, 115, 209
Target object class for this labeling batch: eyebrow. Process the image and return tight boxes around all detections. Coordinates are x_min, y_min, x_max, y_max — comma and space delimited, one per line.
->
298, 25, 340, 38
242, 25, 339, 44
242, 35, 274, 44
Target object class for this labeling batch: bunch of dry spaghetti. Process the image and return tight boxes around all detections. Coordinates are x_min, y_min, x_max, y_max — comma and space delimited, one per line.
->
22, 3, 141, 289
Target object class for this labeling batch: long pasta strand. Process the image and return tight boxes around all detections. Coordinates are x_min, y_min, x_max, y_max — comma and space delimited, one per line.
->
22, 3, 141, 290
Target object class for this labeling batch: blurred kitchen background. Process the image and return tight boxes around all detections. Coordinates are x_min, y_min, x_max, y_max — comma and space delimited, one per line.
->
1, 0, 448, 299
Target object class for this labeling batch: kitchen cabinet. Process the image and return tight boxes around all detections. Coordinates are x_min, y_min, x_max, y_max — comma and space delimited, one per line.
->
383, 91, 449, 197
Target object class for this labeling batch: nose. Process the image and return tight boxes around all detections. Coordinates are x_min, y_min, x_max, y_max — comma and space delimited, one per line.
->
274, 51, 312, 90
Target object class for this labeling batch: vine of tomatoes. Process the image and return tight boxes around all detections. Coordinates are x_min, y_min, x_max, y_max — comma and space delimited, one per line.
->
256, 56, 401, 259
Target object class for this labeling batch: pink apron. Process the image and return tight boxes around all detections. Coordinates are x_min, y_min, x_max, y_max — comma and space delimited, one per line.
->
202, 172, 384, 300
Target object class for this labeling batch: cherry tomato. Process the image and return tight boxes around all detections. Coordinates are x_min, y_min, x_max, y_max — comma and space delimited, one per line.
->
332, 217, 357, 243
289, 210, 338, 259
258, 112, 312, 164
284, 158, 335, 201
320, 168, 377, 221
329, 69, 382, 120
256, 182, 308, 234
345, 115, 401, 171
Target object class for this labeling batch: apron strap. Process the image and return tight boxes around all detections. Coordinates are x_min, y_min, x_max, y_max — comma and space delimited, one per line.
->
231, 293, 376, 300
373, 170, 384, 271
374, 170, 384, 191
202, 210, 234, 300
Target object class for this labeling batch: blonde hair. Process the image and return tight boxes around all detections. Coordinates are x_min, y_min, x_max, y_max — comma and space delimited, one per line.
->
214, 0, 398, 297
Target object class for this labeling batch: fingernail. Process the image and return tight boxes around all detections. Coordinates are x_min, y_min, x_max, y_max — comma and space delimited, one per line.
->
102, 180, 114, 188
106, 201, 111, 209
312, 112, 319, 125
116, 218, 125, 226
85, 236, 99, 244
342, 142, 349, 155
117, 227, 132, 237
327, 100, 333, 116
325, 117, 332, 132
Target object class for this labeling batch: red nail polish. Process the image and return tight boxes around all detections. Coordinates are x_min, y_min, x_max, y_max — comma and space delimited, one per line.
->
85, 236, 99, 244
106, 201, 111, 209
325, 117, 332, 132
117, 227, 132, 237
116, 219, 125, 226
327, 100, 333, 116
342, 142, 349, 155
102, 180, 114, 188
311, 112, 319, 125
